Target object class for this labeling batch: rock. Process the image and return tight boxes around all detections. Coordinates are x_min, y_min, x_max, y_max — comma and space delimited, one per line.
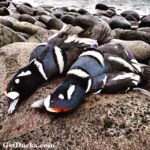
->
0, 24, 26, 47
78, 8, 89, 15
39, 15, 63, 30
27, 29, 57, 43
17, 32, 31, 39
96, 9, 116, 17
95, 3, 109, 10
61, 14, 75, 24
0, 41, 150, 149
137, 27, 150, 33
0, 17, 13, 28
121, 10, 140, 21
112, 29, 150, 45
52, 10, 63, 19
109, 15, 131, 29
13, 21, 46, 35
16, 4, 35, 16
139, 15, 150, 27
23, 2, 33, 8
19, 14, 36, 24
72, 15, 111, 44
111, 39, 150, 62
0, 7, 9, 16
100, 15, 111, 23
0, 54, 150, 148
0, 2, 10, 8
34, 21, 46, 29
34, 7, 50, 16
7, 2, 18, 15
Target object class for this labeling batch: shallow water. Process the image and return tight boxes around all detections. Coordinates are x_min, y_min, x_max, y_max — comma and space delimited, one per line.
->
13, 0, 150, 16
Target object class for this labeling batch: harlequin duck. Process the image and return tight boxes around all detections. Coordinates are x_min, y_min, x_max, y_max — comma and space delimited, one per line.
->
32, 43, 142, 113
5, 26, 99, 114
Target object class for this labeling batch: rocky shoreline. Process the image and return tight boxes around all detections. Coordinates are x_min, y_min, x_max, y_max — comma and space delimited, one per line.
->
0, 0, 150, 149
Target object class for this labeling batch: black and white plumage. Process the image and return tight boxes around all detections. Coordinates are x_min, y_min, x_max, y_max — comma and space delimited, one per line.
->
31, 43, 142, 113
5, 26, 100, 114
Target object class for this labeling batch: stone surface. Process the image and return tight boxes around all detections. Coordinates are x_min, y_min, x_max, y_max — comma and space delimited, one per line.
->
0, 41, 150, 150
111, 39, 150, 62
0, 24, 26, 47
27, 29, 57, 43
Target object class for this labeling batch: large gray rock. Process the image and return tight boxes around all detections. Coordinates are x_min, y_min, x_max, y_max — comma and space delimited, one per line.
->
0, 41, 150, 150
111, 39, 150, 62
27, 29, 58, 43
0, 24, 26, 47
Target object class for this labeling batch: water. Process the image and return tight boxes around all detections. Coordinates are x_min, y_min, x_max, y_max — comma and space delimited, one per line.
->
13, 0, 150, 16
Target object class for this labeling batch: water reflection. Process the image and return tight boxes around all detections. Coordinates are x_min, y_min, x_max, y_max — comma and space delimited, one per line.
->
13, 0, 150, 15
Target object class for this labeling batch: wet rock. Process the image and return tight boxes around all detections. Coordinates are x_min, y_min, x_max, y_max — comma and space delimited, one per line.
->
121, 10, 140, 21
19, 14, 36, 24
111, 39, 150, 62
72, 15, 111, 44
16, 4, 35, 16
0, 24, 26, 47
137, 27, 150, 33
23, 2, 33, 8
27, 29, 57, 43
34, 7, 50, 16
34, 21, 47, 29
13, 21, 46, 35
0, 7, 9, 16
39, 15, 63, 30
95, 3, 109, 10
52, 10, 63, 18
96, 9, 116, 17
0, 2, 10, 8
78, 8, 89, 15
0, 17, 13, 28
112, 29, 150, 45
139, 15, 150, 27
109, 15, 131, 29
61, 14, 75, 24
17, 32, 31, 40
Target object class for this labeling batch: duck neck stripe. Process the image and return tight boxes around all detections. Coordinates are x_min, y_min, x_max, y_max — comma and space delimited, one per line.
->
54, 46, 65, 74
32, 59, 48, 80
79, 50, 104, 66
67, 68, 89, 78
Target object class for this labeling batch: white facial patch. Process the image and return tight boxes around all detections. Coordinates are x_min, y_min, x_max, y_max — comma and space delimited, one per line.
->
58, 94, 64, 100
64, 34, 98, 46
15, 79, 20, 84
108, 56, 135, 72
5, 91, 19, 100
44, 95, 51, 111
79, 50, 104, 66
86, 79, 92, 93
67, 69, 89, 78
31, 99, 45, 108
54, 46, 64, 73
67, 85, 75, 100
131, 59, 142, 73
17, 70, 31, 77
33, 59, 48, 80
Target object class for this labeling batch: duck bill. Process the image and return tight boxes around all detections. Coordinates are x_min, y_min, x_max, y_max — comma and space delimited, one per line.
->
8, 99, 19, 114
47, 107, 71, 113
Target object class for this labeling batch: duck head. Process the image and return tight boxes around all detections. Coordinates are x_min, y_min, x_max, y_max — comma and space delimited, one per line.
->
32, 81, 86, 113
5, 59, 46, 114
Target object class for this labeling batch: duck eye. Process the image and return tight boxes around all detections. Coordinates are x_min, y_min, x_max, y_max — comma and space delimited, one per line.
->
15, 79, 20, 84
